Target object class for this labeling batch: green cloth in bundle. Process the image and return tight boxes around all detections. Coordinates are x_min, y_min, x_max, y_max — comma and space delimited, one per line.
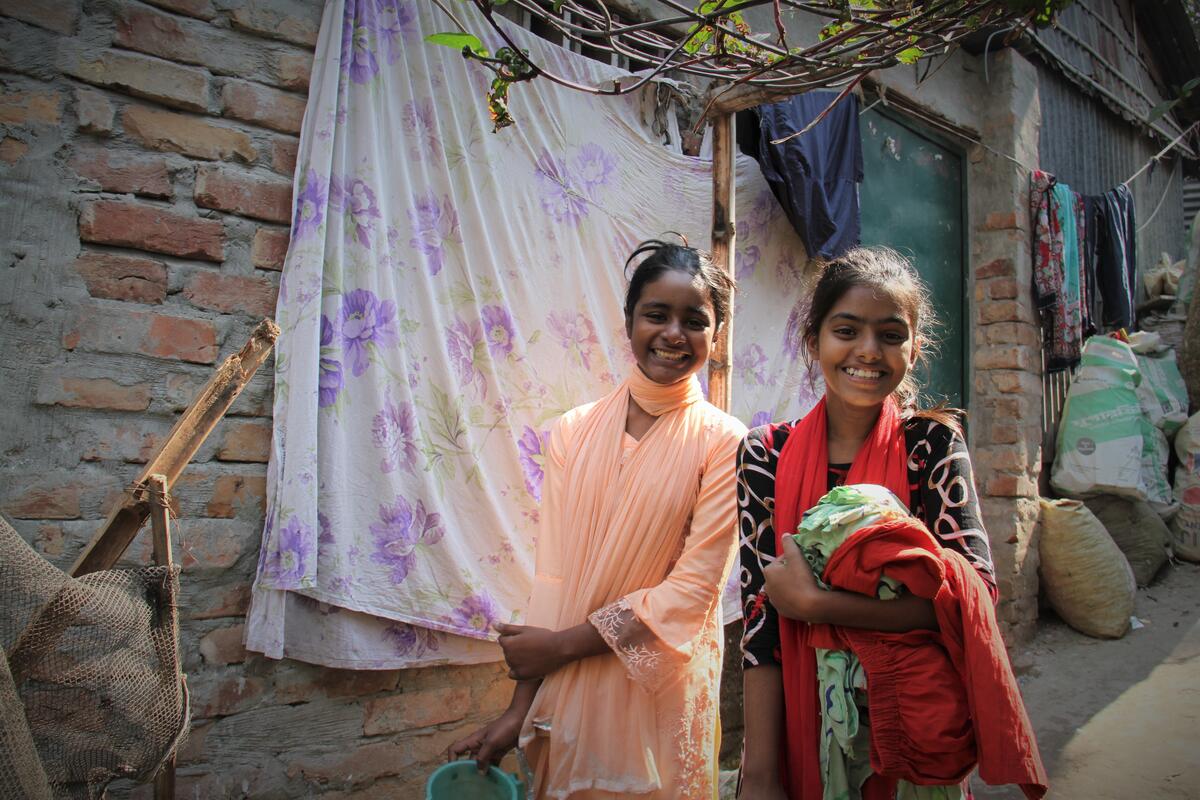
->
793, 484, 964, 800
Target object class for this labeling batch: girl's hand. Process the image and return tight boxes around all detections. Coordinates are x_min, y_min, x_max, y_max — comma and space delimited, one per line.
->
447, 708, 524, 772
496, 622, 568, 680
762, 535, 826, 623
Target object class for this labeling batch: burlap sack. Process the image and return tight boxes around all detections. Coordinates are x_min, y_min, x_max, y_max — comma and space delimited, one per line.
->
1083, 495, 1169, 586
1172, 412, 1200, 562
1039, 498, 1135, 639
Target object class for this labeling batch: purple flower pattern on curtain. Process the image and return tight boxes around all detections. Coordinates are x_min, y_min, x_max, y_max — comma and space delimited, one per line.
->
247, 0, 816, 669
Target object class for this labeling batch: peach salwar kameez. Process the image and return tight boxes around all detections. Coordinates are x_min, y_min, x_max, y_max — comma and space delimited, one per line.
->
519, 369, 746, 799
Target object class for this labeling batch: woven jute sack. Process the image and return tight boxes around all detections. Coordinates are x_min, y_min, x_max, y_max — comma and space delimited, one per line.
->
1083, 495, 1169, 586
1039, 498, 1135, 639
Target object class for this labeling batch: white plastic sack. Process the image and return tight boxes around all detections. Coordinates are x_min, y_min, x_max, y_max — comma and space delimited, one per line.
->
1140, 421, 1176, 518
1134, 350, 1189, 436
1171, 412, 1200, 562
1052, 339, 1145, 499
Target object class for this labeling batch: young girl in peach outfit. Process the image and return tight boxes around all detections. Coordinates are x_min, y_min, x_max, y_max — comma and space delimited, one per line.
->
450, 239, 747, 799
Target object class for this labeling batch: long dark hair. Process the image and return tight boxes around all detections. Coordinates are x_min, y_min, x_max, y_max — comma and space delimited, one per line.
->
623, 236, 735, 332
799, 246, 962, 433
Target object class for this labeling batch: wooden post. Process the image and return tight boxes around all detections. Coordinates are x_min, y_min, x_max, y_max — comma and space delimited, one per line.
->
71, 319, 279, 577
146, 473, 177, 800
708, 112, 736, 412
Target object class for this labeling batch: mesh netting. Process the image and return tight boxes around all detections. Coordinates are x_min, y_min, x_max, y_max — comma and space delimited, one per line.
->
1, 516, 189, 799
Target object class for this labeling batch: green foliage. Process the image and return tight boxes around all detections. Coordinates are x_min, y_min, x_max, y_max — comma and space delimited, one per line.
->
998, 0, 1073, 26
424, 32, 489, 57
1147, 76, 1200, 124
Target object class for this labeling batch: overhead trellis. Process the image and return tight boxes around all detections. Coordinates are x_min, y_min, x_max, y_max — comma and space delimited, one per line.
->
427, 0, 1071, 128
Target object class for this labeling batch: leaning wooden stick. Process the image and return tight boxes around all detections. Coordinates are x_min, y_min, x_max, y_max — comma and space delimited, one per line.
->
70, 319, 280, 577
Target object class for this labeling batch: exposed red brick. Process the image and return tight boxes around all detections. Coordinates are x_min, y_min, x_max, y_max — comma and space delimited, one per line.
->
272, 51, 312, 92
199, 623, 247, 666
990, 370, 1038, 394
81, 422, 163, 463
64, 49, 211, 113
979, 300, 1028, 325
0, 136, 27, 164
275, 668, 400, 705
362, 687, 471, 735
64, 305, 219, 364
988, 424, 1020, 445
976, 257, 1014, 279
251, 227, 289, 271
230, 0, 320, 47
122, 104, 255, 163
166, 519, 256, 571
4, 483, 82, 520
985, 473, 1036, 498
0, 87, 62, 125
986, 322, 1040, 348
270, 136, 298, 176
80, 199, 224, 261
974, 345, 1034, 371
217, 420, 271, 462
36, 374, 151, 411
115, 4, 195, 60
143, 0, 215, 21
988, 277, 1019, 300
71, 146, 172, 198
187, 584, 251, 620
220, 79, 305, 135
33, 524, 65, 557
74, 87, 115, 135
981, 211, 1019, 231
207, 473, 267, 518
194, 165, 291, 224
0, 0, 80, 34
184, 270, 278, 317
74, 250, 168, 303
195, 673, 267, 718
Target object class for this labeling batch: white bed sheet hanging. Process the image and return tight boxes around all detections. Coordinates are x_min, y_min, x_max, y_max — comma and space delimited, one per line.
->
246, 0, 816, 669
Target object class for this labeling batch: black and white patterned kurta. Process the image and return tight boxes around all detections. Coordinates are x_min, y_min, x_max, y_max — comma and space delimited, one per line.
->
737, 416, 998, 669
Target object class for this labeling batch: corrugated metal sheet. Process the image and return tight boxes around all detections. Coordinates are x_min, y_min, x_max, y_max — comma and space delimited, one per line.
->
1184, 179, 1200, 235
1038, 65, 1186, 280
1031, 0, 1187, 143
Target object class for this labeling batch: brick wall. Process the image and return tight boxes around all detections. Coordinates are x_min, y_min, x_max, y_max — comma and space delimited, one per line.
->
965, 49, 1045, 645
0, 1, 511, 796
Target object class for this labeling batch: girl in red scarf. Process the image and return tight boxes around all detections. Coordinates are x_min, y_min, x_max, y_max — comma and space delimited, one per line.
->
737, 248, 1043, 799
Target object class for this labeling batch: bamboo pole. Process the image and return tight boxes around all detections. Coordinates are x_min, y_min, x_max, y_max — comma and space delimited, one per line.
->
146, 473, 177, 800
71, 319, 280, 577
708, 112, 735, 413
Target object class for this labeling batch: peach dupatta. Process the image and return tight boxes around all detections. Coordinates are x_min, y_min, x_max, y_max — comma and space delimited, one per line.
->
520, 368, 746, 799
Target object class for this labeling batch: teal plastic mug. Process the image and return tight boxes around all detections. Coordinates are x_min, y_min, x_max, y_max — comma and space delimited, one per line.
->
425, 760, 527, 800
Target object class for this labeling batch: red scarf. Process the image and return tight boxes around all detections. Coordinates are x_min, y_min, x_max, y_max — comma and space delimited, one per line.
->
772, 396, 909, 800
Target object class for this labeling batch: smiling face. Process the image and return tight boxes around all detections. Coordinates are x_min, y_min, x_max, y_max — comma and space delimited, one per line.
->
626, 269, 716, 385
808, 285, 919, 412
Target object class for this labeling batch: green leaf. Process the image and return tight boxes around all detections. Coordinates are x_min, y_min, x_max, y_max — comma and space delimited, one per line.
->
896, 46, 923, 64
1181, 76, 1200, 95
425, 32, 488, 57
1147, 98, 1178, 124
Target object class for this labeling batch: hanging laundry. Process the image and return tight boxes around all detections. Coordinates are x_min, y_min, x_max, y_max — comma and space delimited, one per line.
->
1082, 195, 1103, 334
749, 92, 864, 260
1096, 184, 1138, 330
1031, 170, 1084, 371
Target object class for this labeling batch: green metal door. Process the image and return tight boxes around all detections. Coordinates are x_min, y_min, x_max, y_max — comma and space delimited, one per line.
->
859, 110, 966, 407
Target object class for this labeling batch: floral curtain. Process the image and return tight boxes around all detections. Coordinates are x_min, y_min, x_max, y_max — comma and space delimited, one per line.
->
246, 0, 817, 669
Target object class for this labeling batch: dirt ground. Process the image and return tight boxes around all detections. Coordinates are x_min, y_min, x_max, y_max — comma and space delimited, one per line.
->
974, 560, 1200, 799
